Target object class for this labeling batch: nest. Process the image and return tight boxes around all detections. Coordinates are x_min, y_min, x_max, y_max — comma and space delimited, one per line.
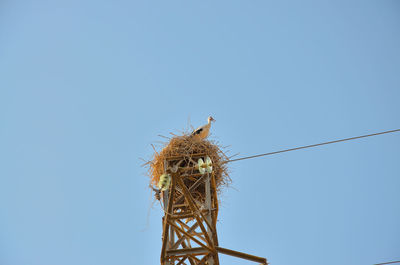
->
147, 135, 231, 202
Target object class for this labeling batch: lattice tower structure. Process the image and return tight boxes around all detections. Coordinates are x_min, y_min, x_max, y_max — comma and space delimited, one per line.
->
160, 154, 267, 265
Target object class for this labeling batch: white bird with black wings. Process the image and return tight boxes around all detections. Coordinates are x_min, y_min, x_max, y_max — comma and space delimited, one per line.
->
191, 116, 215, 140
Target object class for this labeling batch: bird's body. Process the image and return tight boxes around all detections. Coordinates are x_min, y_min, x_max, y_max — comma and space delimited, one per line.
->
191, 116, 215, 140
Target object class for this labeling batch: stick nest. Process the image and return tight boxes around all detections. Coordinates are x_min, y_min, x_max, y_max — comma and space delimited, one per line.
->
147, 135, 231, 201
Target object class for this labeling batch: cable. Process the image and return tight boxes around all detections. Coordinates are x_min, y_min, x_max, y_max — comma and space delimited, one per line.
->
374, 261, 400, 265
226, 128, 400, 163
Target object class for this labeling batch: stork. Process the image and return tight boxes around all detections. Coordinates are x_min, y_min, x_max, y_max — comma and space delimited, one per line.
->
191, 116, 215, 140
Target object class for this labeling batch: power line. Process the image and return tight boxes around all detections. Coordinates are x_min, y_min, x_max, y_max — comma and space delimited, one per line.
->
226, 128, 400, 163
374, 261, 400, 265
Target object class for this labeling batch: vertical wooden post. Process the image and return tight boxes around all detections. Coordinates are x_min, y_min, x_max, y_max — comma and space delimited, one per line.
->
205, 173, 215, 265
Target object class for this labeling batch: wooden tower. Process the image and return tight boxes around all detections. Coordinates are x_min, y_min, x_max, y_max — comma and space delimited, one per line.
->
160, 154, 267, 265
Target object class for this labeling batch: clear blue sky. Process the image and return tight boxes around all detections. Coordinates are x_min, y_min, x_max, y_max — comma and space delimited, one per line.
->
1, 1, 399, 265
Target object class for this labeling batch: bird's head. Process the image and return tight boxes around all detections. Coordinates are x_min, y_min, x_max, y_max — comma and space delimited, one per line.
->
208, 116, 215, 123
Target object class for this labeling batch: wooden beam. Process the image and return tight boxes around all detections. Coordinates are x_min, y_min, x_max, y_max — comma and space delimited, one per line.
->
208, 173, 220, 256
176, 257, 187, 265
197, 254, 211, 265
176, 219, 191, 230
172, 203, 188, 209
188, 254, 200, 262
205, 173, 213, 239
211, 173, 219, 229
205, 173, 216, 265
160, 175, 176, 264
215, 246, 267, 264
167, 247, 208, 257
170, 213, 194, 220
